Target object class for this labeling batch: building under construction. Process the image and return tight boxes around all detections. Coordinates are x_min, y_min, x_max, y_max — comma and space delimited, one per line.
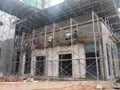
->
0, 0, 120, 82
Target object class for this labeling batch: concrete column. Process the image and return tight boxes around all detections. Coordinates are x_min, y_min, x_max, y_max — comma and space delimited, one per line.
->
109, 43, 114, 80
47, 60, 53, 77
30, 50, 36, 76
114, 46, 120, 77
79, 44, 86, 78
102, 42, 110, 80
72, 50, 80, 78
47, 47, 59, 77
72, 45, 80, 78
72, 44, 86, 78
101, 24, 110, 80
99, 41, 105, 80
52, 47, 59, 77
115, 46, 120, 77
45, 54, 48, 77
47, 48, 53, 77
52, 59, 59, 77
21, 52, 26, 76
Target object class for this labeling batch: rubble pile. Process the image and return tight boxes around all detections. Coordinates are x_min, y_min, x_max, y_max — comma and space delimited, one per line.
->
0, 75, 22, 82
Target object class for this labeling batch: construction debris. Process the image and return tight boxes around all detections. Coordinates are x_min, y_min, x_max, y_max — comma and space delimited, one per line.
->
7, 76, 21, 82
0, 75, 22, 82
96, 84, 103, 90
25, 77, 34, 82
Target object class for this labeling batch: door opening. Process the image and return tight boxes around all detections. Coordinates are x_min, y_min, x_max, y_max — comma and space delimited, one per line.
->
86, 53, 100, 79
35, 56, 45, 76
59, 54, 72, 77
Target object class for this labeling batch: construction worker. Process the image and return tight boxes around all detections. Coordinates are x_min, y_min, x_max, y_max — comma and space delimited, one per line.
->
65, 30, 71, 40
48, 35, 53, 42
15, 35, 20, 48
33, 39, 37, 45
23, 39, 29, 47
73, 30, 78, 38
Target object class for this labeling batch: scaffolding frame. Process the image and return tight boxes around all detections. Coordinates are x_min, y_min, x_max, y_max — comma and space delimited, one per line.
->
11, 10, 120, 81
0, 0, 119, 82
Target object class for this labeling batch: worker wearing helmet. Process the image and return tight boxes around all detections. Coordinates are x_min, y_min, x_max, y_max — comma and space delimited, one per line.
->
65, 30, 71, 40
48, 35, 53, 42
73, 30, 78, 38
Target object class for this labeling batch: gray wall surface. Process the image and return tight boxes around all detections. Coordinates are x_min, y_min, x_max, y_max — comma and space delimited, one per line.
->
0, 11, 16, 75
0, 39, 14, 75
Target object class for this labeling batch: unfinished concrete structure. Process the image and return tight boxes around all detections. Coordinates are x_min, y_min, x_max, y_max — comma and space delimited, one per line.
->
0, 0, 119, 81
12, 12, 119, 80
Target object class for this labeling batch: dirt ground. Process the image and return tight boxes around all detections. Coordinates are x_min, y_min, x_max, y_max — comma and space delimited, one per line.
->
0, 82, 94, 90
0, 76, 117, 90
0, 81, 116, 90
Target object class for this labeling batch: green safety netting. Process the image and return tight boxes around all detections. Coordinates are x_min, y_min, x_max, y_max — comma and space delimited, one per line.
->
23, 0, 51, 9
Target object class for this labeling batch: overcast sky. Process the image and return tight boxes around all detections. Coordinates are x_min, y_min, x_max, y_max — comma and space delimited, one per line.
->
50, 0, 64, 6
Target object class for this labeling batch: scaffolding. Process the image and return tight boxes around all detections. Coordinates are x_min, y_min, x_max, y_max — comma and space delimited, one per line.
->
10, 10, 119, 81
0, 0, 119, 82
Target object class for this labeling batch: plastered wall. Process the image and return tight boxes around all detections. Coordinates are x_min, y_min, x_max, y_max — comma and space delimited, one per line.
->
27, 43, 86, 78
